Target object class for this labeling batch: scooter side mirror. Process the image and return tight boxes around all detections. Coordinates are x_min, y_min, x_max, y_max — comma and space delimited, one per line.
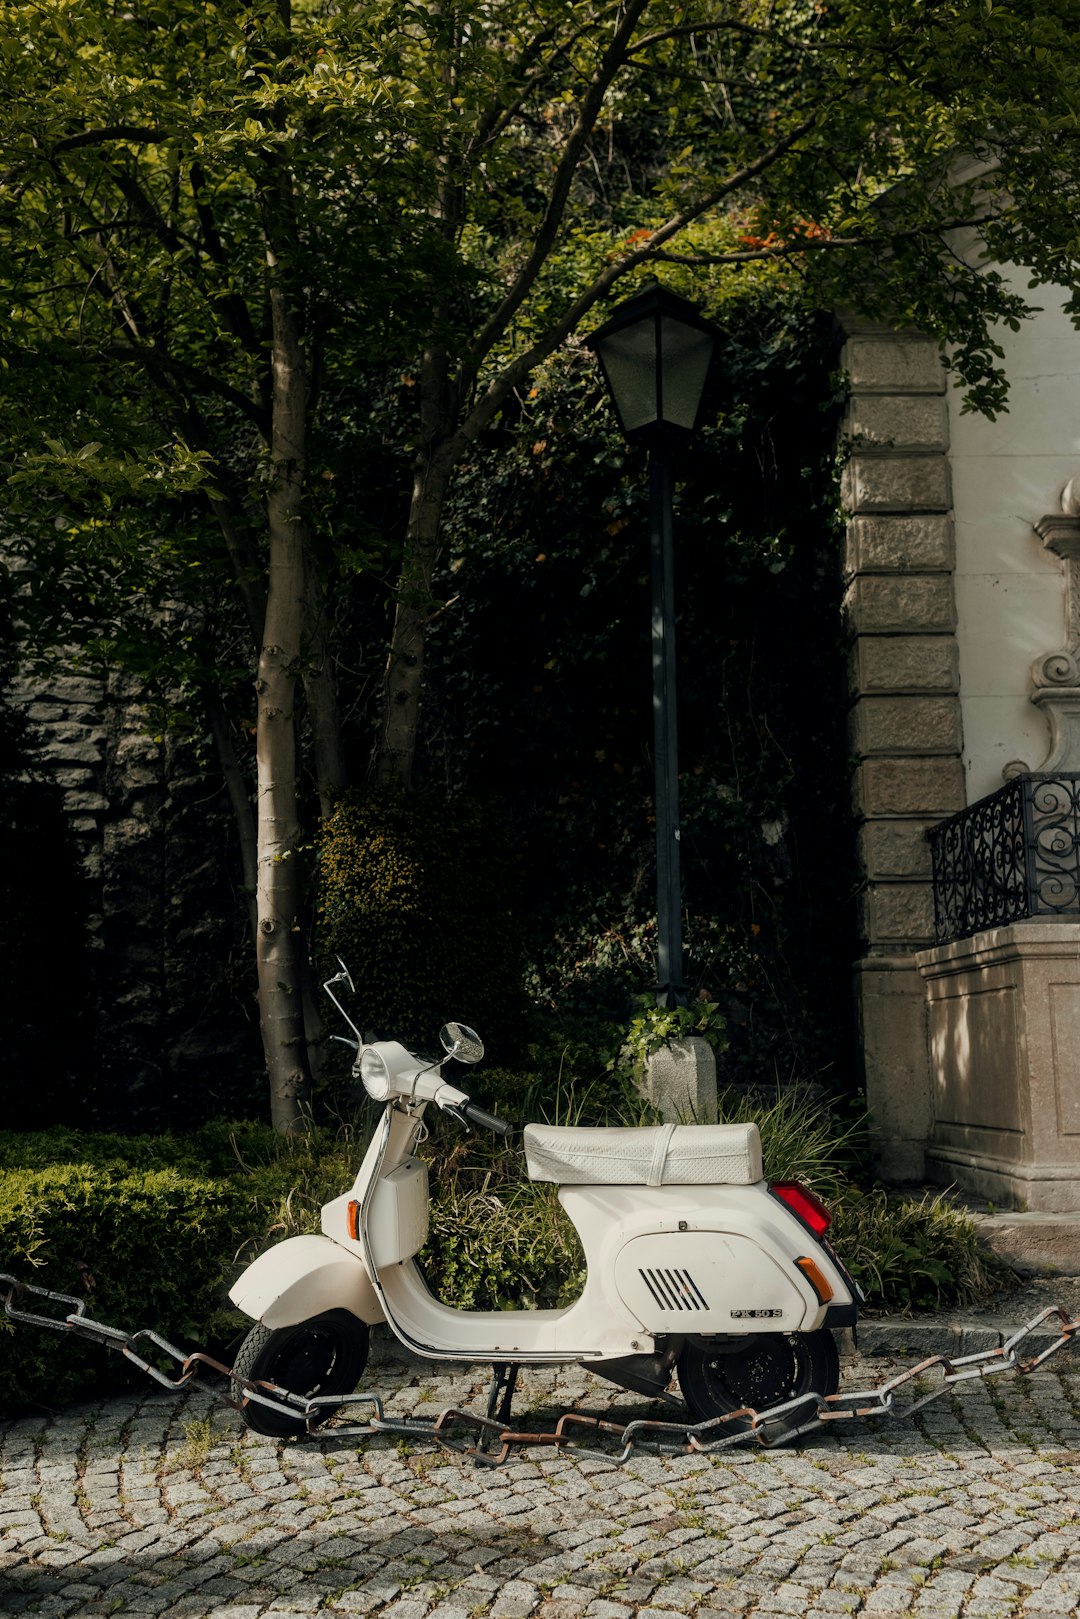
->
438, 1022, 484, 1065
324, 961, 362, 1048
327, 958, 355, 997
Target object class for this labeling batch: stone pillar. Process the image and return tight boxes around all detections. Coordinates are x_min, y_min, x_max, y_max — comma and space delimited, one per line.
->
840, 317, 967, 1180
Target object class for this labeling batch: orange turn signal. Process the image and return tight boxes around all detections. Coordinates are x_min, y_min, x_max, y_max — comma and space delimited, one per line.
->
347, 1199, 361, 1241
796, 1255, 834, 1305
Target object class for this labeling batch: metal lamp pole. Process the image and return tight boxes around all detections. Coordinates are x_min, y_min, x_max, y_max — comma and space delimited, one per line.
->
585, 282, 718, 1015
649, 440, 684, 1009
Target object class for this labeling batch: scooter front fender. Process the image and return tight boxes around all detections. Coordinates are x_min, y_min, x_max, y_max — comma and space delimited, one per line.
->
229, 1234, 385, 1330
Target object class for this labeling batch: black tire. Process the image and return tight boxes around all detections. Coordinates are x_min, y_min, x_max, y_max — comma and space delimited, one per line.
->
678, 1329, 839, 1442
232, 1310, 369, 1438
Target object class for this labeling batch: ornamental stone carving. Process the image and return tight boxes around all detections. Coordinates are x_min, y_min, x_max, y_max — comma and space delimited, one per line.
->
1029, 482, 1080, 774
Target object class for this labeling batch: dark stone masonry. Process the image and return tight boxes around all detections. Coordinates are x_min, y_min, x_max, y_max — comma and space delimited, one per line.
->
10, 665, 258, 1126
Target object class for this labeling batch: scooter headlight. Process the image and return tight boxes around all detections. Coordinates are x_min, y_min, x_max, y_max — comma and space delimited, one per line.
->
359, 1047, 391, 1100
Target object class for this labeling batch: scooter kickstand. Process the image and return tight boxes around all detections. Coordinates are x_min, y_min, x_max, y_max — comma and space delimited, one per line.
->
485, 1363, 520, 1428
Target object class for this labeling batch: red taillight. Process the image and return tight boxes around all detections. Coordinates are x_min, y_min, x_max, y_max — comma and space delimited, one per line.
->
770, 1180, 831, 1238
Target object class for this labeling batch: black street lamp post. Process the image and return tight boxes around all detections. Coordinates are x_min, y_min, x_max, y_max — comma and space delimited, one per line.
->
585, 282, 718, 1010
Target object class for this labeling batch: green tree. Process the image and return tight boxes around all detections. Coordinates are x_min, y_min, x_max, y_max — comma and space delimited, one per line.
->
0, 0, 430, 1129
2, 0, 1079, 1128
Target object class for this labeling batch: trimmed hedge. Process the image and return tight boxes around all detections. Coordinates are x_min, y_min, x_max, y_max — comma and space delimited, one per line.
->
1, 1163, 241, 1412
0, 1124, 355, 1417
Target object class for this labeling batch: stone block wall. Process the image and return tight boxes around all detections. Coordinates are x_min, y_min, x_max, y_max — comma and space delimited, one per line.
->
840, 318, 967, 1179
9, 665, 257, 1125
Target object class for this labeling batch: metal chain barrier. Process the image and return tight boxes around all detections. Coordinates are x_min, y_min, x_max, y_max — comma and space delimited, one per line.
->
3, 1271, 1078, 1468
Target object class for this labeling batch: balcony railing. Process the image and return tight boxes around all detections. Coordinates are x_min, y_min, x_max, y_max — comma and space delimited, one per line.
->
929, 772, 1080, 945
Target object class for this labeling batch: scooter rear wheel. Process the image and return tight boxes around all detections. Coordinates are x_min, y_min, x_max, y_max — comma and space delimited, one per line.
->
678, 1329, 839, 1442
232, 1309, 370, 1438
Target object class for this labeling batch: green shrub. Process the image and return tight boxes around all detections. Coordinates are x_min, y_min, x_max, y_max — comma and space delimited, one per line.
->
411, 1113, 588, 1312
0, 1119, 286, 1175
0, 1163, 244, 1413
425, 1179, 585, 1312
711, 1084, 869, 1207
831, 1187, 1012, 1315
0, 1125, 358, 1417
318, 790, 527, 1057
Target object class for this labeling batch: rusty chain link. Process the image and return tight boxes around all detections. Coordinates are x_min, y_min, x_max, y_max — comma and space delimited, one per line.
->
3, 1271, 1078, 1468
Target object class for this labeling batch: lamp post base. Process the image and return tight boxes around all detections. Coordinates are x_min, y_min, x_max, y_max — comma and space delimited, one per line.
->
643, 1036, 718, 1123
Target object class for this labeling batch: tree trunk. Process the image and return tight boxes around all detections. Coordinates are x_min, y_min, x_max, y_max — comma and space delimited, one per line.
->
256, 281, 312, 1134
301, 562, 346, 815
375, 339, 460, 791
375, 446, 456, 790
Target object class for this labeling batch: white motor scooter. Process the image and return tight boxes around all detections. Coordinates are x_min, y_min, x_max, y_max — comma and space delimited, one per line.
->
229, 967, 859, 1440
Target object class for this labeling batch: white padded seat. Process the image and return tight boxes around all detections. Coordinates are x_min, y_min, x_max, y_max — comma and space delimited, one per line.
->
523, 1121, 763, 1187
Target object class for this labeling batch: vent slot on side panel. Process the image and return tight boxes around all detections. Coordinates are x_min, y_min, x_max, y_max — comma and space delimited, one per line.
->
639, 1268, 709, 1311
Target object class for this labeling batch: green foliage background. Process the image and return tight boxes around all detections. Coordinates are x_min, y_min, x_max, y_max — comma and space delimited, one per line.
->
318, 791, 528, 1057
417, 287, 856, 1089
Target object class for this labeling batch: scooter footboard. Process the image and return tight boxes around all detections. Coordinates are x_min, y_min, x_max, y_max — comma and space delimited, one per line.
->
230, 1234, 385, 1330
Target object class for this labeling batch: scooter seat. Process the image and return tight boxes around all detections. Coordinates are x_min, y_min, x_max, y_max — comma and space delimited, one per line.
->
522, 1121, 763, 1187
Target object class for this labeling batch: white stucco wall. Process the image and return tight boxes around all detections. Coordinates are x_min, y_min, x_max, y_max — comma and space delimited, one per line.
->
948, 267, 1080, 802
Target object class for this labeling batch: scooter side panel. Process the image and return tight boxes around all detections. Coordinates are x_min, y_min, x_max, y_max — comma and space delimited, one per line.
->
613, 1231, 810, 1332
229, 1234, 385, 1329
559, 1183, 850, 1341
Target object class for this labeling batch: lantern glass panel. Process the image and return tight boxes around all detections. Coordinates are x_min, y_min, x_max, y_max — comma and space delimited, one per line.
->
658, 316, 714, 432
595, 315, 659, 434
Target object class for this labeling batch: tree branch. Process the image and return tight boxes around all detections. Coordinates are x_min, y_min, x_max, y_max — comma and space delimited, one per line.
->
190, 161, 263, 357
51, 124, 168, 154
104, 342, 270, 434
652, 212, 1005, 266
627, 18, 785, 54
208, 492, 268, 645
470, 4, 622, 156
459, 109, 824, 447
466, 0, 653, 373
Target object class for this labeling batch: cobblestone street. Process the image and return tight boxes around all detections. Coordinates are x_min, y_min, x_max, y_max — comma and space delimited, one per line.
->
3, 1349, 1080, 1619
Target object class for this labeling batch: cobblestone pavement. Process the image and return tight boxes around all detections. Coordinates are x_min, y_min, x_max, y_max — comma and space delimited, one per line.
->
4, 1350, 1080, 1619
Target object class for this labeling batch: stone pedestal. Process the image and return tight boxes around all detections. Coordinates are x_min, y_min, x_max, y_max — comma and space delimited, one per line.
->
644, 1037, 717, 1122
916, 923, 1080, 1211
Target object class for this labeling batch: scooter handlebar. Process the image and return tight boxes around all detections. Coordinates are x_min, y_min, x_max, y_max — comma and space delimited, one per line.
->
458, 1099, 515, 1138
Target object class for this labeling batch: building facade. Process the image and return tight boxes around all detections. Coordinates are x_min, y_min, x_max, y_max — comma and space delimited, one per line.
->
843, 271, 1080, 1210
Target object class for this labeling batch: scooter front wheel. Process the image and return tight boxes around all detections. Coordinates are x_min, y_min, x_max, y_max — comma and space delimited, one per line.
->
232, 1309, 370, 1438
678, 1329, 839, 1442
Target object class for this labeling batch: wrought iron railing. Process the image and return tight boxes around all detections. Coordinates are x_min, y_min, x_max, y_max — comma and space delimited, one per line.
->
929, 773, 1080, 944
